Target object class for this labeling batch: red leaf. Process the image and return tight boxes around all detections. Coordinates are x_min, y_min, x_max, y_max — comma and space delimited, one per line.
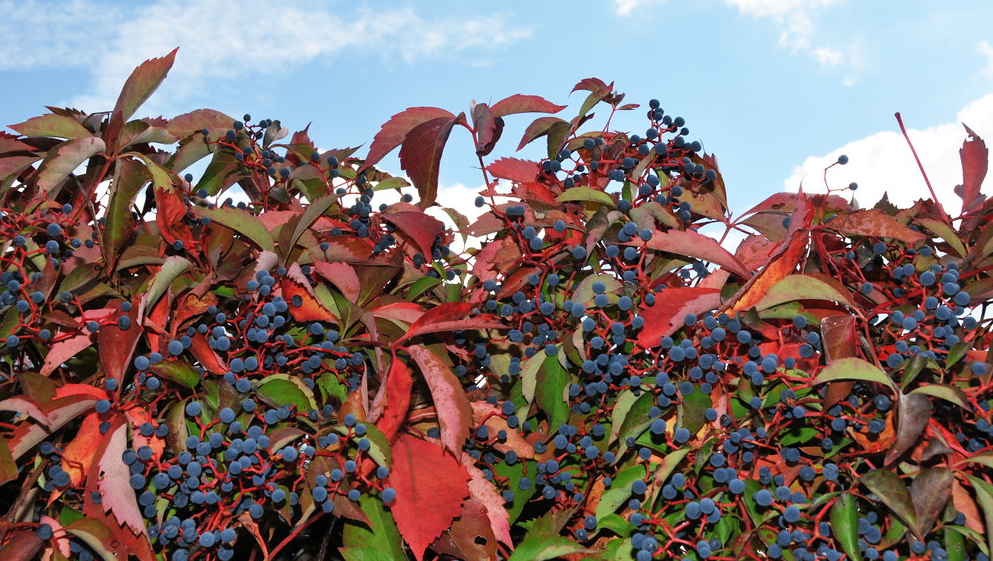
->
397, 302, 505, 344
378, 356, 413, 441
382, 210, 446, 258
636, 287, 722, 349
399, 116, 458, 209
372, 301, 426, 325
166, 108, 235, 138
313, 261, 361, 303
490, 94, 567, 118
407, 346, 472, 456
470, 402, 534, 459
957, 123, 988, 212
363, 107, 455, 172
113, 48, 178, 123
0, 529, 43, 561
826, 209, 927, 245
389, 433, 470, 561
462, 453, 513, 546
640, 228, 750, 279
42, 331, 96, 377
189, 332, 226, 375
125, 407, 164, 465
98, 301, 141, 384
884, 392, 932, 466
155, 188, 195, 248
472, 103, 504, 157
487, 157, 540, 183
95, 422, 146, 535
572, 77, 612, 95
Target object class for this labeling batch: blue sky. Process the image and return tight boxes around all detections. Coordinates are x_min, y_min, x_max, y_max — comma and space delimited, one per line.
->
2, 0, 992, 224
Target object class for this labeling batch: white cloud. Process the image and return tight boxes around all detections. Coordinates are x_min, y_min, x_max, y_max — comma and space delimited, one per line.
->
610, 0, 667, 16
783, 94, 993, 215
980, 41, 993, 77
3, 0, 530, 115
724, 0, 861, 84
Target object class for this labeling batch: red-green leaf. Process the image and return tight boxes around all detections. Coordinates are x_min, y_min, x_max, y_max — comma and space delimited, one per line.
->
36, 137, 106, 193
471, 102, 504, 157
911, 467, 952, 537
884, 392, 932, 466
463, 456, 513, 546
113, 48, 178, 123
956, 124, 988, 212
516, 116, 568, 152
753, 274, 855, 311
860, 470, 919, 537
636, 287, 722, 349
389, 434, 470, 561
490, 94, 566, 118
830, 493, 861, 561
0, 436, 17, 487
398, 116, 458, 209
341, 493, 406, 560
363, 106, 455, 172
407, 346, 472, 456
166, 108, 235, 138
9, 113, 92, 139
41, 331, 96, 377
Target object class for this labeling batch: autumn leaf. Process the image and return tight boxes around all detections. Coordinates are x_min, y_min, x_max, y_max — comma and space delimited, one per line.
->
636, 287, 722, 349
407, 346, 472, 456
96, 422, 146, 535
382, 209, 446, 258
463, 454, 513, 546
397, 302, 505, 345
363, 107, 455, 172
956, 123, 988, 212
313, 261, 361, 303
281, 263, 337, 323
61, 412, 104, 486
389, 434, 470, 561
399, 115, 459, 208
377, 355, 413, 442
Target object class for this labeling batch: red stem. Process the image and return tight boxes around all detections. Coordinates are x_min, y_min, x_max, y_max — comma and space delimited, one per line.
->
894, 112, 951, 224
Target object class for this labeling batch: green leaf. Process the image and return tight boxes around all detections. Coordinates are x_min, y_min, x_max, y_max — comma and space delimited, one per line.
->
509, 533, 590, 561
615, 391, 655, 455
520, 352, 546, 405
608, 390, 640, 446
679, 386, 711, 435
917, 217, 968, 258
572, 273, 623, 307
105, 158, 150, 256
860, 470, 919, 537
813, 357, 895, 391
966, 451, 993, 470
595, 464, 646, 519
145, 255, 190, 313
317, 371, 348, 404
911, 384, 970, 409
9, 113, 92, 139
340, 548, 396, 561
534, 352, 569, 431
255, 374, 318, 413
36, 137, 106, 193
192, 206, 275, 251
494, 460, 536, 523
64, 518, 119, 561
830, 493, 860, 561
286, 192, 339, 263
148, 361, 200, 390
342, 494, 406, 560
556, 186, 616, 208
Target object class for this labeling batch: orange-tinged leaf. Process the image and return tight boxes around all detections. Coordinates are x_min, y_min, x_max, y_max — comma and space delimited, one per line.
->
97, 302, 141, 384
155, 187, 194, 249
61, 412, 104, 486
281, 263, 337, 323
390, 434, 470, 561
470, 402, 534, 459
189, 332, 227, 375
490, 94, 566, 118
956, 123, 988, 212
826, 208, 927, 245
725, 228, 808, 316
407, 346, 472, 456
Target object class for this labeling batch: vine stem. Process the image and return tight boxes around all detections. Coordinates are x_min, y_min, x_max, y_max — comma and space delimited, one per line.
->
894, 112, 951, 224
